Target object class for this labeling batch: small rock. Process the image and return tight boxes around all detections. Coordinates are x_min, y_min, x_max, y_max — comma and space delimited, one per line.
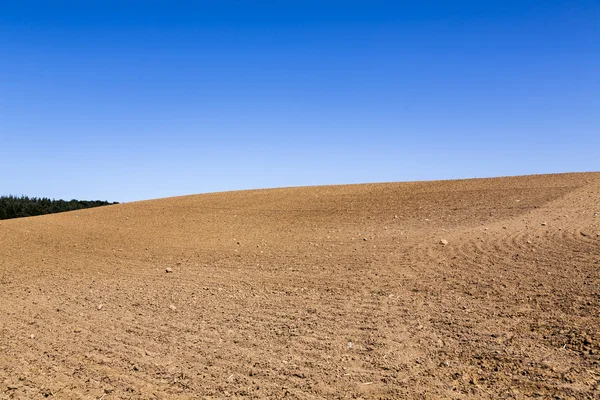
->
97, 304, 103, 310
74, 328, 82, 333
347, 341, 354, 349
541, 222, 547, 226
30, 334, 35, 339
527, 240, 532, 244
165, 267, 173, 273
169, 305, 177, 311
440, 239, 448, 246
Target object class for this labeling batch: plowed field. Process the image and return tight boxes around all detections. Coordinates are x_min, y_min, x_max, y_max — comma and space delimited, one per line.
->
1, 173, 599, 399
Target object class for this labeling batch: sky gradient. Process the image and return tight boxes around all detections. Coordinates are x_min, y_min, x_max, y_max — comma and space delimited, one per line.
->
1, 1, 599, 202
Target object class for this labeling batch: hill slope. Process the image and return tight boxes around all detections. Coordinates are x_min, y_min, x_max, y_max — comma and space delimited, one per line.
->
1, 173, 599, 399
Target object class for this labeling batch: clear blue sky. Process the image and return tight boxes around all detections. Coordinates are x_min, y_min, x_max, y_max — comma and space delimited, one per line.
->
1, 1, 598, 202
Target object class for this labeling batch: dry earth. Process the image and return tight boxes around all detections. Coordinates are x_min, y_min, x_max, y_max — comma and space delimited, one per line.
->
1, 173, 599, 399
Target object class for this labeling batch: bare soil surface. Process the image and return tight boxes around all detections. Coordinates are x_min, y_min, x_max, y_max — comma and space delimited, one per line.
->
1, 173, 599, 399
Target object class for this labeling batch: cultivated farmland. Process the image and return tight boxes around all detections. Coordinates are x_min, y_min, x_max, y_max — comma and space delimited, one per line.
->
1, 173, 599, 398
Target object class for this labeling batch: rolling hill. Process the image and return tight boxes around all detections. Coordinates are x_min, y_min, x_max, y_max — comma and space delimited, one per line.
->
1, 172, 599, 399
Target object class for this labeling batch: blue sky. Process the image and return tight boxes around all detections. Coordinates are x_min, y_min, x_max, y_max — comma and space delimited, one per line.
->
1, 1, 598, 202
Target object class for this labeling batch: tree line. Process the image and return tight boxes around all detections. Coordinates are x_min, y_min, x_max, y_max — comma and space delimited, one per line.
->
0, 195, 118, 220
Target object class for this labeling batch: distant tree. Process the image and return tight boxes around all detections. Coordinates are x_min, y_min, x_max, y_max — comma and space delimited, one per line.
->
0, 195, 118, 220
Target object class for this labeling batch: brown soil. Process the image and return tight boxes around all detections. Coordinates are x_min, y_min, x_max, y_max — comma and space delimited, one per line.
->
1, 172, 599, 399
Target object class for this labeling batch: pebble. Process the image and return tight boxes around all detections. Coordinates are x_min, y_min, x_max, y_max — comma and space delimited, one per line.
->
541, 222, 547, 226
347, 341, 354, 349
97, 304, 103, 310
169, 305, 177, 311
165, 267, 173, 273
440, 239, 448, 246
